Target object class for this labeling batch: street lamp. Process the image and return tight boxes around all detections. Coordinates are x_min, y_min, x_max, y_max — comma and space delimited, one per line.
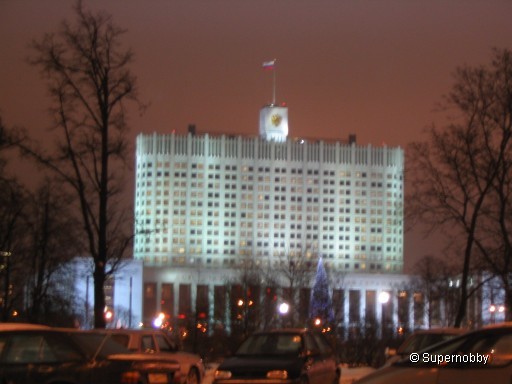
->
153, 312, 166, 328
278, 302, 289, 315
104, 306, 114, 323
490, 305, 496, 324
489, 304, 505, 324
378, 291, 390, 304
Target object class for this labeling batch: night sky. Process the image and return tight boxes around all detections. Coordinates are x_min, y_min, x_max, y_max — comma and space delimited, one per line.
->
2, 0, 512, 271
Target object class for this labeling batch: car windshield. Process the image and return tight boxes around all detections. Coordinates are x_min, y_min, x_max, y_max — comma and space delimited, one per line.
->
69, 333, 132, 360
236, 333, 302, 356
396, 329, 512, 367
426, 332, 512, 356
399, 333, 458, 354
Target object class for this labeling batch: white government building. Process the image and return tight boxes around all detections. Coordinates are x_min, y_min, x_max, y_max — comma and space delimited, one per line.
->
130, 103, 436, 335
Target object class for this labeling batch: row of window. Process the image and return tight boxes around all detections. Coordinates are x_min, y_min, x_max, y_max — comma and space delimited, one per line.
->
141, 253, 402, 272
139, 161, 403, 181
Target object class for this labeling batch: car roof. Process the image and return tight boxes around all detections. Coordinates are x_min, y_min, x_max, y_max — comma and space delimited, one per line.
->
89, 328, 166, 335
409, 327, 467, 335
481, 322, 512, 330
254, 328, 309, 335
0, 323, 51, 331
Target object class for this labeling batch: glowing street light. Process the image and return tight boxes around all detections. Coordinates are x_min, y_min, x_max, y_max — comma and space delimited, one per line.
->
378, 291, 390, 304
153, 312, 166, 328
278, 302, 289, 315
104, 306, 113, 322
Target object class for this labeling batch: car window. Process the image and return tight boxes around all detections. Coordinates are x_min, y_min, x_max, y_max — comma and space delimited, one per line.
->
303, 333, 321, 355
236, 333, 302, 356
142, 335, 156, 352
275, 335, 302, 354
4, 335, 58, 364
422, 335, 468, 356
423, 332, 512, 357
110, 334, 131, 349
155, 334, 176, 352
399, 334, 455, 354
490, 335, 512, 355
47, 334, 83, 361
312, 333, 333, 355
465, 334, 512, 355
70, 333, 129, 359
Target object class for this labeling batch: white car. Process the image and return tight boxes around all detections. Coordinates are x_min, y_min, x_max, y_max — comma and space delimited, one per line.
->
356, 323, 512, 384
90, 329, 205, 384
0, 324, 182, 384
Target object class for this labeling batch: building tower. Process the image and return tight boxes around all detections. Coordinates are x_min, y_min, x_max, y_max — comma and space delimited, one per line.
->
259, 105, 288, 142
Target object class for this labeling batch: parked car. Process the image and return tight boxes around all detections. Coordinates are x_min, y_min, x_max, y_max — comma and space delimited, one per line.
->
355, 323, 512, 384
213, 328, 340, 384
384, 327, 467, 365
92, 328, 204, 384
0, 323, 181, 384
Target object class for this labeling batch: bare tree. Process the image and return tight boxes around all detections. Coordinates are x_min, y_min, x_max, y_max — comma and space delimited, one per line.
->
9, 1, 140, 328
0, 177, 26, 321
23, 181, 80, 324
407, 48, 512, 326
276, 251, 315, 326
227, 259, 265, 338
409, 255, 460, 327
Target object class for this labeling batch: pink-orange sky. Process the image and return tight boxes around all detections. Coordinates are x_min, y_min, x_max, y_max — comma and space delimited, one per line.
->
2, 1, 512, 271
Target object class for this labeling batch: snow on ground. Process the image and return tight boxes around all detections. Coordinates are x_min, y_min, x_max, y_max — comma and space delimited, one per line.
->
340, 365, 376, 383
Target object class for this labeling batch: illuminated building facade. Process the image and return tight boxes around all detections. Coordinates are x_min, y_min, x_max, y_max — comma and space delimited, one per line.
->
134, 133, 404, 273
133, 108, 411, 332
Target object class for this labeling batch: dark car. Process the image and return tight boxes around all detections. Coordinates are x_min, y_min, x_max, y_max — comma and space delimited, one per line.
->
0, 323, 181, 384
91, 328, 204, 384
213, 328, 340, 384
384, 327, 467, 366
356, 323, 512, 384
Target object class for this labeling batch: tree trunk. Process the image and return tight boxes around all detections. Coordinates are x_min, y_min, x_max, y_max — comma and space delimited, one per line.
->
93, 263, 106, 329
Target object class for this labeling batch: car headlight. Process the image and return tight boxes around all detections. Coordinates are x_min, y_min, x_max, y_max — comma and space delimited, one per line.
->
267, 370, 288, 380
214, 370, 232, 379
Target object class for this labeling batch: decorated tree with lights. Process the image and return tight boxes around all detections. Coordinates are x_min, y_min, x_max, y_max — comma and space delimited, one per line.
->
309, 257, 334, 326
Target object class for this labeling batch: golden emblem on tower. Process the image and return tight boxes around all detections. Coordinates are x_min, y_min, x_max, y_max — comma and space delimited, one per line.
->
271, 114, 282, 127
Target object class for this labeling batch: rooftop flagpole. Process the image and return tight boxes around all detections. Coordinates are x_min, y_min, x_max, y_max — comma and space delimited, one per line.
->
262, 59, 277, 105
273, 60, 277, 105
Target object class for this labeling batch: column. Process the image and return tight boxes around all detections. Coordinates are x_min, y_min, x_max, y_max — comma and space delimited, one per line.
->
376, 291, 383, 338
408, 290, 414, 332
391, 290, 398, 335
208, 284, 215, 336
343, 289, 349, 339
359, 289, 366, 330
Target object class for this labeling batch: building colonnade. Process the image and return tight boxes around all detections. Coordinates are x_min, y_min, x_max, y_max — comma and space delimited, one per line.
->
143, 267, 444, 337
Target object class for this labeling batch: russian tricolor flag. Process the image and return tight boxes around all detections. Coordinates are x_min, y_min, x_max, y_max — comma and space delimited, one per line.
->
262, 60, 276, 70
